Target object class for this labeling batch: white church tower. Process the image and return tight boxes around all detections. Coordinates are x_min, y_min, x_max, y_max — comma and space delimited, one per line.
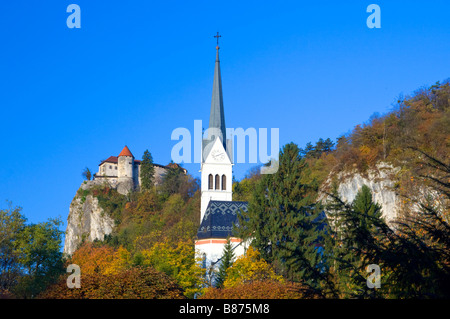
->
200, 43, 233, 221
195, 37, 248, 279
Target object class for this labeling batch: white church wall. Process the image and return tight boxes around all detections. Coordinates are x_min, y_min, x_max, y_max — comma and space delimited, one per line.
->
195, 237, 247, 270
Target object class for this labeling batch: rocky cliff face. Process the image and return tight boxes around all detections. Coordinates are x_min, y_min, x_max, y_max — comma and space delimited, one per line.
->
319, 162, 401, 224
63, 181, 115, 256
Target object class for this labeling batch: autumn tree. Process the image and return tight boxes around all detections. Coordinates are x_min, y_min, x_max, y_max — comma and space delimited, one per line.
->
103, 246, 133, 275
201, 279, 319, 299
141, 240, 205, 298
38, 267, 185, 299
232, 166, 262, 202
69, 242, 116, 275
330, 80, 450, 173
159, 163, 199, 200
222, 246, 283, 288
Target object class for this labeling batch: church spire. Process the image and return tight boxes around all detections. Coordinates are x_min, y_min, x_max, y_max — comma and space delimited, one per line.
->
208, 33, 227, 151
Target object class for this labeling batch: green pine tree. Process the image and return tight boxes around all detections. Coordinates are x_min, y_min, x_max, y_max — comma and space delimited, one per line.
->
385, 148, 450, 298
327, 184, 387, 298
140, 149, 155, 191
215, 237, 235, 288
237, 142, 335, 296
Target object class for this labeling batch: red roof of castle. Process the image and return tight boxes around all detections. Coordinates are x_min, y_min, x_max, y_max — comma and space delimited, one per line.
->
118, 145, 134, 157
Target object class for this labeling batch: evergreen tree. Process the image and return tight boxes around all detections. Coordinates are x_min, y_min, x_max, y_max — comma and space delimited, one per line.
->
215, 237, 235, 288
301, 142, 314, 158
327, 184, 388, 298
300, 138, 335, 159
140, 150, 155, 191
349, 185, 384, 251
237, 142, 335, 296
321, 138, 335, 153
386, 148, 450, 298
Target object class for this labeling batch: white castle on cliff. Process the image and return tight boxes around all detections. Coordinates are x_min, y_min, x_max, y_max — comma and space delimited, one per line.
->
93, 145, 185, 195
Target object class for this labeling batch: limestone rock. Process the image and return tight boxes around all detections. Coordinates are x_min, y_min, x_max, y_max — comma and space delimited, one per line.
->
320, 163, 401, 224
63, 181, 115, 256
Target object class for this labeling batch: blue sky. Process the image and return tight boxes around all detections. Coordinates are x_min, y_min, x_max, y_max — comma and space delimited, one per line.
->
0, 0, 449, 232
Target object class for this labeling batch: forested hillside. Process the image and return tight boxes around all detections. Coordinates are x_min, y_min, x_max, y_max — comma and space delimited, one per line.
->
1, 80, 448, 299
229, 80, 449, 298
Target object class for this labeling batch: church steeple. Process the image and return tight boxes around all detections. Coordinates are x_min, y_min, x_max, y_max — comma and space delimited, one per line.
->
195, 35, 248, 281
207, 38, 227, 152
199, 34, 233, 222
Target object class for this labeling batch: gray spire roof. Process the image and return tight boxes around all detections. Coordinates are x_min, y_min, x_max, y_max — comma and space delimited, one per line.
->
202, 46, 233, 163
208, 47, 227, 150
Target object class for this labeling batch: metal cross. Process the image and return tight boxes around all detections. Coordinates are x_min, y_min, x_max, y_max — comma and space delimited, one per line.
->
214, 32, 221, 46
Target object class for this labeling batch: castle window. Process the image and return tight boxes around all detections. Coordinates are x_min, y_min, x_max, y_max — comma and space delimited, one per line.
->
215, 174, 220, 190
222, 175, 226, 190
208, 174, 213, 190
109, 165, 112, 169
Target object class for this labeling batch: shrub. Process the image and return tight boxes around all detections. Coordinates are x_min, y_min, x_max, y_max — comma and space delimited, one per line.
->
201, 280, 320, 299
38, 267, 185, 299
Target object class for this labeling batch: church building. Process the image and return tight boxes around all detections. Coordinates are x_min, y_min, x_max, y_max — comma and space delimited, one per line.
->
195, 40, 249, 273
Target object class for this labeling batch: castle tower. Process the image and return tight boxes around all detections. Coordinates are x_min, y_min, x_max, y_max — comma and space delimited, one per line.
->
117, 145, 134, 194
200, 44, 233, 222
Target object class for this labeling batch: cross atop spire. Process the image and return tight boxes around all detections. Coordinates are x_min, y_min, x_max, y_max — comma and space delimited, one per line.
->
214, 32, 221, 47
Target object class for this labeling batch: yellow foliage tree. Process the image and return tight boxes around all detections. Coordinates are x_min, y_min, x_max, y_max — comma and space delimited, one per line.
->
141, 240, 205, 298
69, 243, 115, 275
223, 246, 283, 288
70, 243, 134, 276
103, 246, 133, 275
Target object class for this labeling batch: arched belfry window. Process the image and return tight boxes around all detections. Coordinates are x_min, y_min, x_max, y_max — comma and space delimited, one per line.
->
208, 174, 213, 190
222, 175, 226, 190
215, 174, 220, 190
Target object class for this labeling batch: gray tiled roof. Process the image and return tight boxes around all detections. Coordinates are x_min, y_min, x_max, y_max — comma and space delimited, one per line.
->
197, 200, 248, 239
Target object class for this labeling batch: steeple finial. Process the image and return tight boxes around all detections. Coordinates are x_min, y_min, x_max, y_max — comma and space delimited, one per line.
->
214, 31, 221, 47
